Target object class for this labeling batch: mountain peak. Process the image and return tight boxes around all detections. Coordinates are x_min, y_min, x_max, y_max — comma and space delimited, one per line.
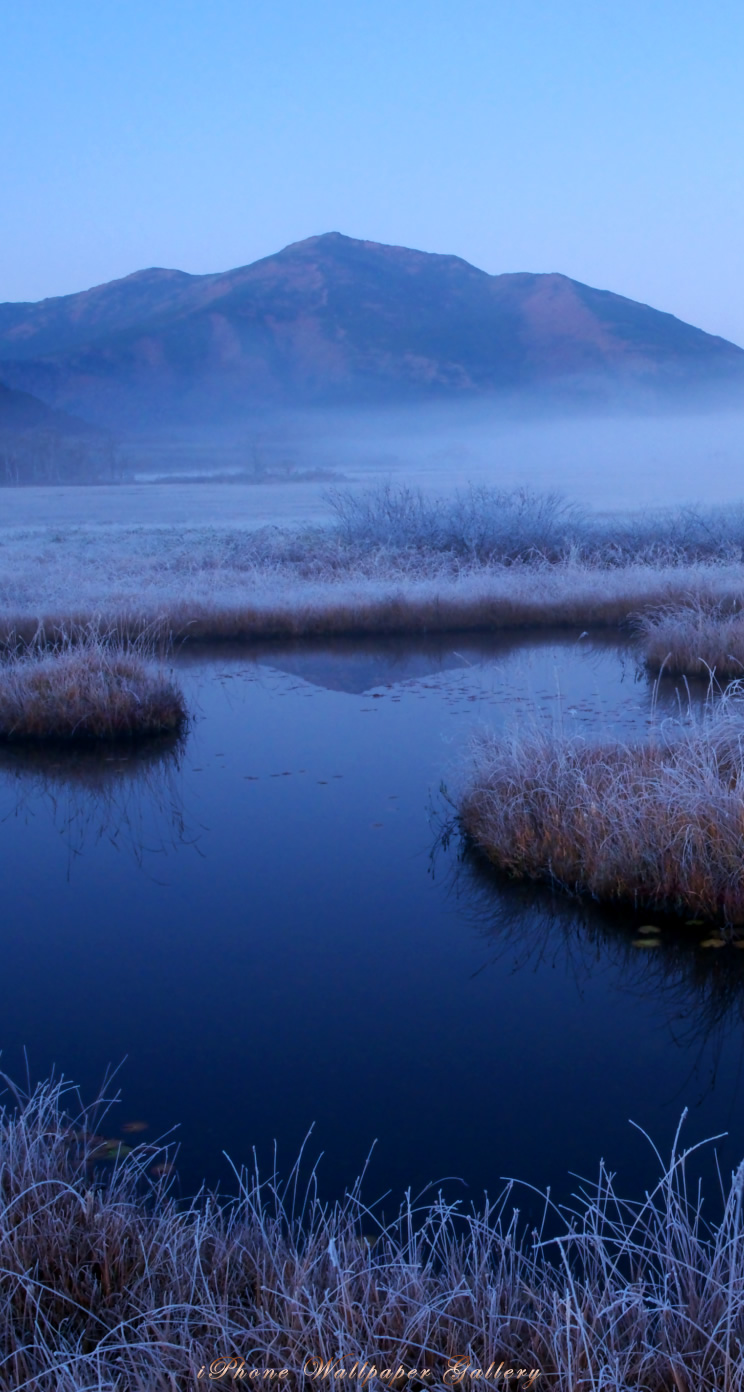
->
0, 236, 741, 425
107, 267, 196, 287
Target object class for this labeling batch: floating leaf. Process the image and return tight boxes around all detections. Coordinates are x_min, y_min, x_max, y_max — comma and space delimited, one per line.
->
121, 1120, 149, 1134
637, 925, 661, 936
632, 939, 661, 948
700, 938, 726, 948
686, 919, 705, 926
90, 1139, 132, 1161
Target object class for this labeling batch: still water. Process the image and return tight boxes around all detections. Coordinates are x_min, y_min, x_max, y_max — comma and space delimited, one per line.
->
2, 630, 743, 1208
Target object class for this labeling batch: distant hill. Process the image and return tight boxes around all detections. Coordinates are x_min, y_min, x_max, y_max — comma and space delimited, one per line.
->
0, 233, 742, 426
0, 381, 115, 485
0, 380, 93, 434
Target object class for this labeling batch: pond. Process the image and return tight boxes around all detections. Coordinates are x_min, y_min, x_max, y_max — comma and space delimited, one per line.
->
2, 629, 743, 1211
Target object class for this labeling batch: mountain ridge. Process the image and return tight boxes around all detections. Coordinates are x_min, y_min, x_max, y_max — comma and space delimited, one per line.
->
0, 380, 95, 435
0, 233, 741, 426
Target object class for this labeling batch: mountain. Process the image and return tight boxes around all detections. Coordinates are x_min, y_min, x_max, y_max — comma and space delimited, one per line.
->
0, 380, 93, 435
0, 233, 741, 426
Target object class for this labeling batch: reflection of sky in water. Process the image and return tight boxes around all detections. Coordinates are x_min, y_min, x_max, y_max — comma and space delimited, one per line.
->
0, 631, 741, 1210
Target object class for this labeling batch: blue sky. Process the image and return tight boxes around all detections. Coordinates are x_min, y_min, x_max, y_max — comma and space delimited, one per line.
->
2, 0, 743, 343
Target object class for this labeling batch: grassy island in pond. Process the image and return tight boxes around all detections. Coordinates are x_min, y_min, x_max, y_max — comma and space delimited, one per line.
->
460, 686, 744, 927
638, 599, 744, 679
0, 640, 186, 741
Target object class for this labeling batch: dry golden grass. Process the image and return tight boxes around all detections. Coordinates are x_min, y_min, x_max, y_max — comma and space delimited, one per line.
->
2, 564, 744, 655
639, 598, 744, 678
3, 1075, 744, 1390
459, 686, 744, 926
0, 639, 186, 741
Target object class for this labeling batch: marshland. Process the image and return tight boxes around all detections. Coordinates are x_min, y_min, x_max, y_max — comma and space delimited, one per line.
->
6, 485, 744, 1386
5, 483, 744, 647
2, 583, 744, 1385
9, 0, 744, 1379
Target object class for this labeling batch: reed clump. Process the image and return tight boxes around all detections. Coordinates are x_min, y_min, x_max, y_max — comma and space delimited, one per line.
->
460, 686, 744, 925
640, 597, 744, 678
0, 637, 186, 741
3, 1075, 744, 1390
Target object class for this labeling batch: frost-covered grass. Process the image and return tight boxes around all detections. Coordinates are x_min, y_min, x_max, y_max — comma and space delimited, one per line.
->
460, 684, 744, 926
3, 487, 744, 648
2, 523, 744, 647
639, 598, 744, 678
3, 1073, 744, 1390
0, 634, 186, 741
327, 483, 744, 565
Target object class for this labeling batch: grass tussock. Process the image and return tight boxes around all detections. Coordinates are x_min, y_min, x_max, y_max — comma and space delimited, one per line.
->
3, 1075, 744, 1390
0, 636, 186, 741
639, 598, 744, 678
460, 685, 744, 926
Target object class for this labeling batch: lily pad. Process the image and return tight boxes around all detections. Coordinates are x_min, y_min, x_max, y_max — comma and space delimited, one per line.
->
90, 1140, 132, 1161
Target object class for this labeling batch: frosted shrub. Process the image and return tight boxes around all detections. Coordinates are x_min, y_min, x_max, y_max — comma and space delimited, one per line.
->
326, 482, 582, 560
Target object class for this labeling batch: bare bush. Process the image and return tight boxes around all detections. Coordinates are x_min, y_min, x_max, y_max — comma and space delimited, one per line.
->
327, 484, 744, 566
326, 483, 584, 561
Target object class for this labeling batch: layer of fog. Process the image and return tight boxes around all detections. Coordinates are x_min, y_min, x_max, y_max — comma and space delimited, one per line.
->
1, 401, 743, 531
129, 400, 744, 512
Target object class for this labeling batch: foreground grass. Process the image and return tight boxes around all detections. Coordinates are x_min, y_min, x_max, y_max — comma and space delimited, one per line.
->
459, 686, 744, 927
2, 1076, 744, 1390
0, 638, 186, 740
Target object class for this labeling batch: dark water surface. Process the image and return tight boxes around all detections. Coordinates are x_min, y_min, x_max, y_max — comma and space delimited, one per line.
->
2, 630, 744, 1210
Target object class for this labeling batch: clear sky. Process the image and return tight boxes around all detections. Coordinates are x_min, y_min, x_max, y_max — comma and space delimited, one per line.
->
2, 0, 743, 343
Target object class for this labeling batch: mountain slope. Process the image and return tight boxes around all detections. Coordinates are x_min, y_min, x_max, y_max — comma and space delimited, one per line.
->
0, 268, 198, 361
0, 234, 741, 425
0, 380, 94, 435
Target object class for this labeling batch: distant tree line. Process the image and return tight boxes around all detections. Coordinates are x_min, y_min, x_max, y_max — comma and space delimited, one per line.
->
0, 429, 129, 485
